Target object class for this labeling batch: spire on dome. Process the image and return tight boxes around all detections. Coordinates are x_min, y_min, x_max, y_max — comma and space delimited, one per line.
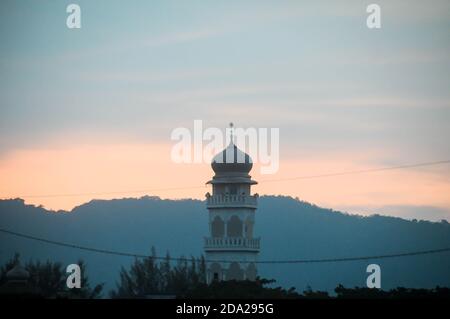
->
210, 123, 253, 175
229, 122, 234, 144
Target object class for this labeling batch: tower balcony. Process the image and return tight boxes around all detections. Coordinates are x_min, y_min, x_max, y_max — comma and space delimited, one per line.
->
204, 237, 260, 252
206, 194, 258, 208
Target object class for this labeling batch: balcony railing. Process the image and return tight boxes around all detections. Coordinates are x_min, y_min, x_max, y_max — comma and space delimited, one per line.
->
206, 194, 258, 208
204, 237, 260, 252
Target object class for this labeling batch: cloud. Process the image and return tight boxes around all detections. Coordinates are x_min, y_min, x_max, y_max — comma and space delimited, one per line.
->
144, 29, 221, 47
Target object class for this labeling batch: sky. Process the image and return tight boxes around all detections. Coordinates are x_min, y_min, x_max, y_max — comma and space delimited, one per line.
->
0, 0, 449, 220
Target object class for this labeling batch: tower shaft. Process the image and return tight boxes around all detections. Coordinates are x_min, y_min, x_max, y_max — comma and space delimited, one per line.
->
205, 142, 259, 283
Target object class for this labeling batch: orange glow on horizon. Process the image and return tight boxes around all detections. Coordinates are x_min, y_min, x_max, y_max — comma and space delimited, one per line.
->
0, 142, 449, 214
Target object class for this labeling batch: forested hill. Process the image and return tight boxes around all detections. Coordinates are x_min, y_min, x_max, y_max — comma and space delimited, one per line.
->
1, 196, 449, 293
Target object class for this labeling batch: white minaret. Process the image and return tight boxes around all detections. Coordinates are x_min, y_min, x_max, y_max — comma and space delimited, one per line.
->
204, 124, 259, 283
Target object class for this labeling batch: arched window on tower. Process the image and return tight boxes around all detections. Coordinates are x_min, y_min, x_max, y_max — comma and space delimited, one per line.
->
244, 218, 253, 238
246, 263, 257, 281
227, 262, 244, 281
227, 215, 243, 237
210, 263, 222, 282
211, 216, 224, 237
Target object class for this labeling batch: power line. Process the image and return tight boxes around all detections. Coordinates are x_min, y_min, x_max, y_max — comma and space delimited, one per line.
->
260, 160, 450, 183
1, 228, 449, 264
1, 159, 449, 199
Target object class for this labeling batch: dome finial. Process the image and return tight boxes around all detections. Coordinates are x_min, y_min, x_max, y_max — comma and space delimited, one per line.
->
229, 122, 234, 144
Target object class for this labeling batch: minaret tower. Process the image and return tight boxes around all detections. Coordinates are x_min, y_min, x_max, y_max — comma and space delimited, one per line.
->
204, 123, 260, 283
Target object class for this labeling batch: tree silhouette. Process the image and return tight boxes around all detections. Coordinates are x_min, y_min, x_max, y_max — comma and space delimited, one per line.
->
2, 252, 449, 299
110, 247, 206, 298
0, 254, 103, 298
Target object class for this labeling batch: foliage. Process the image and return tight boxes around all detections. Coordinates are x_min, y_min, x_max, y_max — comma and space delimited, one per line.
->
187, 278, 305, 299
334, 284, 450, 299
2, 252, 450, 299
110, 248, 206, 298
0, 253, 103, 298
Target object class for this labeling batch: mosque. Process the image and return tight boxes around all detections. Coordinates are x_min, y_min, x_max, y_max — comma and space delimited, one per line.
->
204, 132, 260, 283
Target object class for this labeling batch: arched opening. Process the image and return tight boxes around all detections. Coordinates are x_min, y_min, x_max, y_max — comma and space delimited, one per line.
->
211, 216, 224, 237
246, 263, 257, 281
244, 218, 253, 238
227, 262, 244, 281
227, 215, 242, 237
210, 263, 222, 282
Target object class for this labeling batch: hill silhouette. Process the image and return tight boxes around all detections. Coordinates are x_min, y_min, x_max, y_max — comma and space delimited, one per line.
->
0, 196, 449, 293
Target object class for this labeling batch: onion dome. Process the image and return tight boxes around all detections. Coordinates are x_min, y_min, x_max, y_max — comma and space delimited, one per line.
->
211, 142, 253, 174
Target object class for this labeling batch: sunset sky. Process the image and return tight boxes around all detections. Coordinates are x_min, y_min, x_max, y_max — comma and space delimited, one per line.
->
1, 0, 449, 220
